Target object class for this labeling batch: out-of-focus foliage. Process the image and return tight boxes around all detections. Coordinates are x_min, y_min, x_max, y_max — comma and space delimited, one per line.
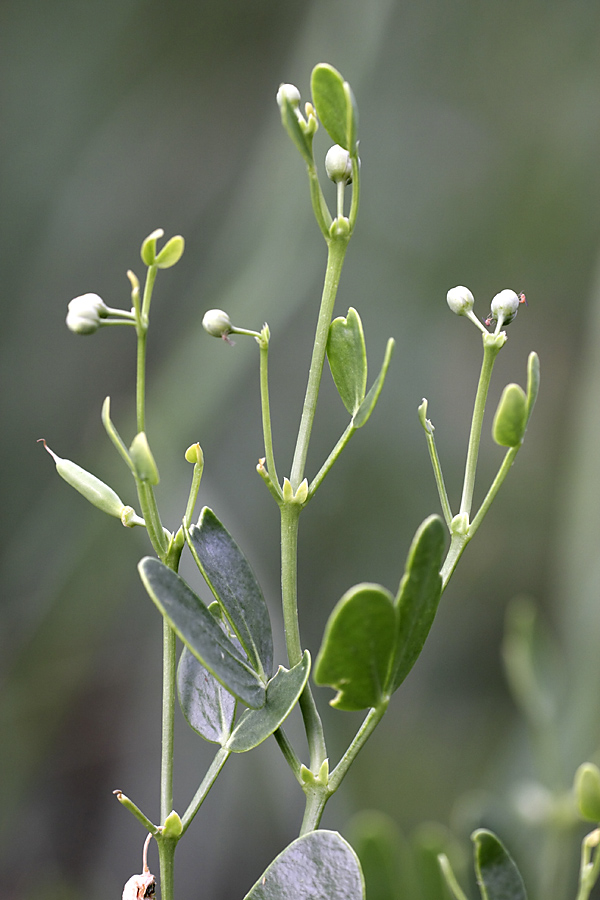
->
3, 1, 600, 898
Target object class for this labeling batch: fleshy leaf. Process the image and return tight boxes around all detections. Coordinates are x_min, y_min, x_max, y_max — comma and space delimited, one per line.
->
387, 516, 445, 694
187, 507, 273, 679
177, 646, 236, 745
575, 763, 600, 821
226, 651, 310, 752
327, 308, 367, 415
352, 339, 395, 429
472, 830, 527, 900
314, 584, 396, 711
526, 351, 540, 421
311, 64, 357, 152
243, 830, 365, 900
492, 384, 527, 448
138, 557, 266, 708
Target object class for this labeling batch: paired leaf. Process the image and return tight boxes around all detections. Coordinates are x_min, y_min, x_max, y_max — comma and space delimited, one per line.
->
314, 516, 445, 710
472, 830, 527, 900
314, 585, 396, 711
492, 385, 527, 448
388, 516, 444, 693
138, 557, 266, 708
327, 308, 367, 415
352, 339, 395, 429
311, 64, 358, 153
187, 507, 273, 679
178, 646, 236, 745
243, 830, 365, 900
227, 651, 310, 752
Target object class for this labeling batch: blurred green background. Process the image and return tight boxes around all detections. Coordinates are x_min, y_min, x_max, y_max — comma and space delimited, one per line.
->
3, 1, 600, 897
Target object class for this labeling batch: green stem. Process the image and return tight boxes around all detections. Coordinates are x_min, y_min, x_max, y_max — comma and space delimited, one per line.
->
348, 155, 360, 231
423, 427, 453, 529
459, 334, 504, 518
290, 238, 349, 489
469, 446, 518, 536
329, 702, 388, 792
113, 790, 159, 834
180, 747, 231, 834
280, 503, 327, 769
308, 164, 332, 238
308, 421, 355, 500
161, 620, 176, 824
273, 727, 303, 781
440, 533, 469, 591
259, 334, 281, 492
157, 837, 177, 900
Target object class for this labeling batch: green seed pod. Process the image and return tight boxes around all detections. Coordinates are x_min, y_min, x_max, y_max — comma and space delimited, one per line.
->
129, 432, 160, 484
575, 763, 600, 822
39, 439, 125, 518
492, 383, 527, 447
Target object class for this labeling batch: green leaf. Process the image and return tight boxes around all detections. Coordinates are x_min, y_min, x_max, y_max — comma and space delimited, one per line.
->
387, 516, 445, 694
155, 234, 185, 269
243, 830, 365, 900
492, 384, 527, 448
327, 308, 367, 414
311, 64, 357, 152
314, 584, 396, 710
187, 507, 273, 679
177, 646, 236, 745
352, 338, 395, 429
575, 762, 600, 821
138, 557, 266, 709
226, 651, 310, 752
526, 351, 540, 421
472, 830, 527, 900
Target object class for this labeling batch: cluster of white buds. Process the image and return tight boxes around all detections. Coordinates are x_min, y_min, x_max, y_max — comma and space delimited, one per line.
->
325, 145, 352, 184
447, 286, 527, 334
66, 293, 109, 334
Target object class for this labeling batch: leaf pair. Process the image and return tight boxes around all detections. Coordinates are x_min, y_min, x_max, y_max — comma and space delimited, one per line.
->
311, 64, 358, 154
314, 516, 445, 711
327, 306, 395, 425
492, 351, 539, 447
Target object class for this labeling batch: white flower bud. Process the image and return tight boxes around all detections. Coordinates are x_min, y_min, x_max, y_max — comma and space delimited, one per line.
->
488, 289, 521, 327
276, 83, 301, 109
325, 145, 352, 183
446, 286, 474, 316
66, 293, 109, 334
202, 308, 232, 338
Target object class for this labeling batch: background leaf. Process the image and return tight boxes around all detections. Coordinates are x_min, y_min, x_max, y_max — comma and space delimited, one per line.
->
473, 830, 527, 900
387, 516, 444, 694
187, 507, 273, 679
314, 584, 396, 710
226, 651, 310, 752
327, 307, 368, 415
138, 557, 266, 708
243, 830, 365, 900
177, 645, 236, 745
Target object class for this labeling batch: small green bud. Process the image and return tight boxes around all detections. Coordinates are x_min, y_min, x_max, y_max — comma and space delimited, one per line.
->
141, 228, 164, 266
492, 383, 527, 447
130, 432, 160, 484
161, 810, 183, 839
325, 144, 352, 184
202, 308, 232, 338
66, 293, 109, 334
39, 439, 125, 518
282, 477, 308, 505
155, 235, 185, 269
451, 512, 469, 536
185, 442, 204, 465
575, 763, 600, 821
446, 286, 474, 316
329, 216, 351, 239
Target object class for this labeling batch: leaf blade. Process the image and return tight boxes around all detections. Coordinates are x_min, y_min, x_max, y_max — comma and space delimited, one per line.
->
472, 829, 527, 900
187, 508, 273, 678
327, 307, 367, 415
138, 557, 266, 708
311, 64, 355, 151
177, 646, 236, 745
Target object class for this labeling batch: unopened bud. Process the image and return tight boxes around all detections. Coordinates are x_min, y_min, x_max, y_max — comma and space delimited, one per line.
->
325, 145, 352, 184
486, 289, 524, 328
161, 810, 183, 839
202, 309, 232, 338
66, 293, 109, 334
276, 83, 301, 109
446, 286, 474, 316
